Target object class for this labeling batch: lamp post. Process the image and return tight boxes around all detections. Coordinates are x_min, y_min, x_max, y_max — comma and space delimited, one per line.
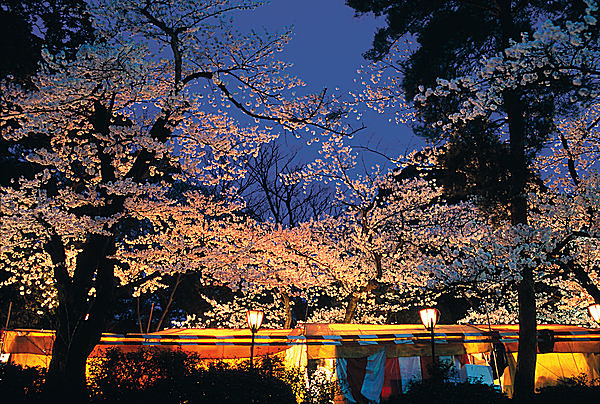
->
588, 303, 600, 324
419, 308, 440, 365
246, 309, 264, 370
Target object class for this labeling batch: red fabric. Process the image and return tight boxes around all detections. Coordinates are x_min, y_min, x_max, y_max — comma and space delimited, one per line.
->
345, 357, 369, 404
455, 354, 470, 366
381, 358, 402, 400
420, 356, 434, 380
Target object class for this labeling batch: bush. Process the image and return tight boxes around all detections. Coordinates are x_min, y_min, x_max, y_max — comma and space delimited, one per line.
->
384, 361, 507, 404
248, 355, 338, 404
534, 374, 600, 404
87, 348, 296, 403
0, 362, 45, 402
387, 380, 507, 404
183, 364, 297, 404
87, 348, 200, 400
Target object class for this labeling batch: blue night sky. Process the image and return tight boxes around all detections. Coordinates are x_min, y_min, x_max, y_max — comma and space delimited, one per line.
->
236, 0, 423, 169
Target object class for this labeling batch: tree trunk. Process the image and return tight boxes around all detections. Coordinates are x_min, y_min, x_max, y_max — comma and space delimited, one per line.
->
495, 2, 538, 397
46, 314, 101, 401
344, 279, 378, 323
513, 267, 537, 399
281, 293, 293, 329
504, 89, 537, 399
41, 92, 170, 399
344, 253, 382, 323
44, 233, 116, 399
155, 273, 184, 331
344, 292, 361, 323
569, 261, 600, 303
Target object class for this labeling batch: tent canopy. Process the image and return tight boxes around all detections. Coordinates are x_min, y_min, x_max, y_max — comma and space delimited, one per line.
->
97, 327, 304, 359
303, 323, 493, 359
484, 324, 600, 354
2, 324, 599, 366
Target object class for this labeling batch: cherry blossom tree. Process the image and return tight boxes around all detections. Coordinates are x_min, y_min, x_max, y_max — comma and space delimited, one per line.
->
229, 142, 339, 328
350, 1, 600, 396
444, 111, 600, 328
413, 3, 600, 395
287, 134, 485, 324
0, 0, 359, 396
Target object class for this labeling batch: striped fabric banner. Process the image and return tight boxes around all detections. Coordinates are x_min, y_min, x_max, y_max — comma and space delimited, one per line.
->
336, 352, 483, 403
336, 349, 387, 403
95, 329, 600, 347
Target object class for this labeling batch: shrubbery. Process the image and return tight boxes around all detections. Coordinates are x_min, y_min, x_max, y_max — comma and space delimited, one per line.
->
387, 379, 507, 404
384, 361, 507, 404
87, 348, 297, 403
0, 349, 338, 403
7, 351, 599, 404
0, 362, 45, 403
534, 374, 600, 404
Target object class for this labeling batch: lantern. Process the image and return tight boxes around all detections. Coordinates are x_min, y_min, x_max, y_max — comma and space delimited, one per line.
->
419, 308, 439, 331
246, 309, 264, 369
419, 308, 440, 371
246, 309, 264, 332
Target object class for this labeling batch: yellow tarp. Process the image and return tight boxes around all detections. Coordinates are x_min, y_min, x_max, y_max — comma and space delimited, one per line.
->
502, 352, 600, 397
487, 324, 600, 353
0, 329, 54, 368
0, 328, 304, 368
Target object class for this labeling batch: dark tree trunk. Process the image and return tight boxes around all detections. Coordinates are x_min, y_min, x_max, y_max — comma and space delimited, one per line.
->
344, 293, 360, 323
569, 261, 600, 303
514, 266, 537, 399
495, 0, 538, 396
46, 315, 101, 401
344, 292, 360, 323
41, 99, 166, 396
344, 279, 378, 323
504, 89, 536, 399
44, 233, 116, 399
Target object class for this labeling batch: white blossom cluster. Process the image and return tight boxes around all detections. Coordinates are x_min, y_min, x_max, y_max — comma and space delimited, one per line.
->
0, 0, 365, 322
414, 0, 600, 133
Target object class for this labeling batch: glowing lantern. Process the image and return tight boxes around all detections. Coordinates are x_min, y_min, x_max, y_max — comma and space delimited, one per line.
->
246, 310, 264, 332
419, 308, 439, 331
419, 308, 440, 371
246, 309, 264, 369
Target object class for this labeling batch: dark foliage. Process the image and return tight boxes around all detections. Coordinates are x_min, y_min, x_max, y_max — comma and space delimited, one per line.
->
0, 0, 95, 185
0, 0, 95, 83
0, 363, 46, 403
346, 1, 587, 64
386, 380, 507, 404
4, 358, 600, 404
0, 0, 95, 188
533, 374, 600, 404
87, 348, 297, 404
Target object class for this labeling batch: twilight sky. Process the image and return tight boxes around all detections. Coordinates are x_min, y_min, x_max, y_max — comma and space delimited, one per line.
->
236, 0, 423, 170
